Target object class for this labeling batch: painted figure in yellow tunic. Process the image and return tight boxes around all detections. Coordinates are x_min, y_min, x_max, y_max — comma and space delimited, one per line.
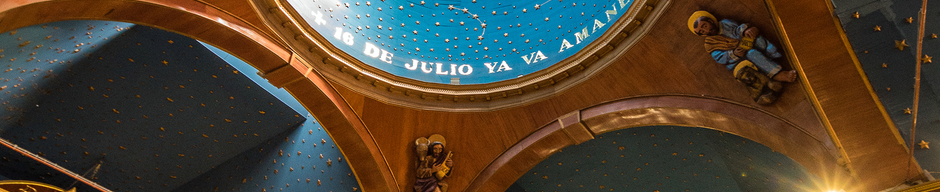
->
689, 10, 798, 104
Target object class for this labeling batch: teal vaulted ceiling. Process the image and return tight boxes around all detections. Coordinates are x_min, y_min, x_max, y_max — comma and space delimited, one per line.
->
834, 0, 940, 178
0, 20, 359, 192
287, 0, 635, 84
509, 126, 818, 192
173, 118, 359, 192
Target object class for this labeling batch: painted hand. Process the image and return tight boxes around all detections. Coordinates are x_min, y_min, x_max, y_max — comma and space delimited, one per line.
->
744, 27, 759, 39
734, 47, 746, 57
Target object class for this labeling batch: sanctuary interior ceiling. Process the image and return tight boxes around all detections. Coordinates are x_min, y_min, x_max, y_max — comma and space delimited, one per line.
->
0, 0, 939, 191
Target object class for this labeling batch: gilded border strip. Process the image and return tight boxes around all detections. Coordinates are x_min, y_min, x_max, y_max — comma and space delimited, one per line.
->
901, 179, 940, 192
0, 180, 67, 192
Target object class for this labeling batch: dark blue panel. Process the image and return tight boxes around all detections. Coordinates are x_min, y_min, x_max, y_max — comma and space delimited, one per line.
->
510, 126, 817, 192
0, 143, 96, 191
0, 20, 304, 192
173, 118, 359, 192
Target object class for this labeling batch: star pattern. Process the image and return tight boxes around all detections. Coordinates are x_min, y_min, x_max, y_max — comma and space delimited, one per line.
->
293, 0, 636, 84
513, 127, 817, 192
895, 40, 908, 51
810, 0, 940, 183
920, 140, 930, 149
0, 20, 358, 192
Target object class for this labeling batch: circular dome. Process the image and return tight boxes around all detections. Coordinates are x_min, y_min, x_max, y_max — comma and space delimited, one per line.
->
256, 0, 668, 111
287, 0, 637, 85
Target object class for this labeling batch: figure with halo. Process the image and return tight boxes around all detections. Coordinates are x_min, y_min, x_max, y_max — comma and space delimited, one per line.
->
414, 134, 453, 192
689, 10, 798, 105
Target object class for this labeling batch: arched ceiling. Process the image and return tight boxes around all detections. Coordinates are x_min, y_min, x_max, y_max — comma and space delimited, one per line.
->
2, 0, 939, 192
511, 126, 819, 192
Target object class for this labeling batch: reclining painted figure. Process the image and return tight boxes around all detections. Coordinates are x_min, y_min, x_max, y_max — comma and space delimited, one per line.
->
689, 10, 797, 105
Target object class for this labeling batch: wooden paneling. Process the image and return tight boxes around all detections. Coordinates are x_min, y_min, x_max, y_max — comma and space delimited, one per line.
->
198, 0, 277, 38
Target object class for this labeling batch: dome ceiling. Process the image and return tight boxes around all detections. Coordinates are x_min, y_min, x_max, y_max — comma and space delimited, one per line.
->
287, 0, 635, 85
256, 0, 669, 111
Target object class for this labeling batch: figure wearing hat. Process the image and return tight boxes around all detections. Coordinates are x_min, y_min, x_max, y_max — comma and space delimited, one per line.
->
689, 10, 798, 104
414, 134, 453, 192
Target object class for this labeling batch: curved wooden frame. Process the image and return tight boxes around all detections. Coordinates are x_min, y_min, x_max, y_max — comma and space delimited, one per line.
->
0, 1, 397, 192
467, 95, 852, 191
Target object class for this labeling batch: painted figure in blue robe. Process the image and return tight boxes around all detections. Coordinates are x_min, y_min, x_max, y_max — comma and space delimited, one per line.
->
689, 11, 797, 104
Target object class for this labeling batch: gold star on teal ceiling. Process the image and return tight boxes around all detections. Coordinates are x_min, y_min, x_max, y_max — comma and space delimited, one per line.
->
895, 40, 909, 51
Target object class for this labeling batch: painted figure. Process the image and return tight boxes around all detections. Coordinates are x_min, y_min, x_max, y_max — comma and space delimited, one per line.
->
414, 134, 453, 192
689, 11, 798, 104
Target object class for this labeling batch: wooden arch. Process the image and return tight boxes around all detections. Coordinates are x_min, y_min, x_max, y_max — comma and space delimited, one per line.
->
0, 1, 397, 192
466, 95, 851, 191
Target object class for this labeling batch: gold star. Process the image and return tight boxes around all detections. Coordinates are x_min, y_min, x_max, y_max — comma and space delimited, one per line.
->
852, 12, 859, 18
895, 40, 909, 51
919, 140, 930, 149
882, 63, 888, 68
874, 25, 881, 31
906, 17, 914, 23
932, 33, 938, 39
167, 40, 174, 44
162, 60, 168, 65
923, 54, 932, 63
905, 108, 912, 114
